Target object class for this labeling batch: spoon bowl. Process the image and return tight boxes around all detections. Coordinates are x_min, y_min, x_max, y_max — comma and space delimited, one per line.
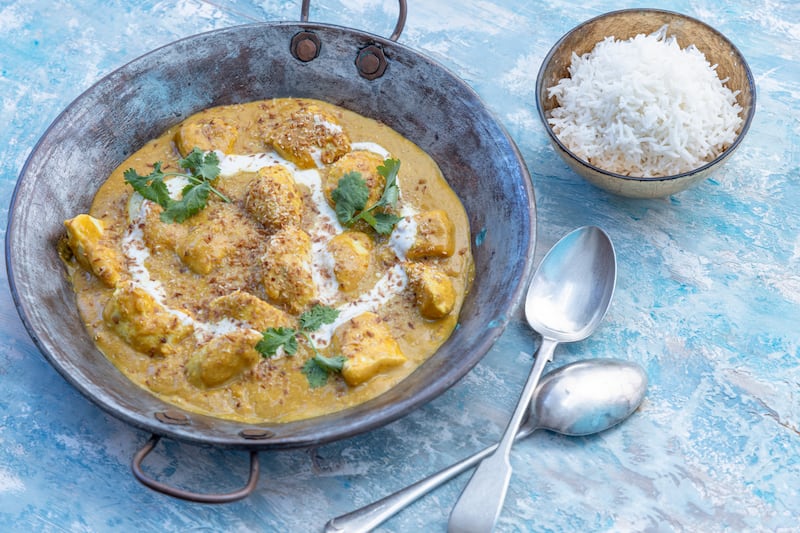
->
449, 226, 617, 533
325, 358, 646, 532
525, 226, 617, 342
533, 358, 646, 436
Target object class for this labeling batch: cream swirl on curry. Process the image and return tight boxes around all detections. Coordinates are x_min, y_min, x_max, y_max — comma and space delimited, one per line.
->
59, 98, 473, 423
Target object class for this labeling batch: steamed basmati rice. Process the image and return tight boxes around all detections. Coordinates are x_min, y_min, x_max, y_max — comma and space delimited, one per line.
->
547, 26, 743, 177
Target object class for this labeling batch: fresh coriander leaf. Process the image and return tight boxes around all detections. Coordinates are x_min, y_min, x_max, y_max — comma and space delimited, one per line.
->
299, 304, 340, 332
334, 202, 355, 228
256, 308, 346, 388
330, 159, 403, 234
256, 327, 299, 357
371, 212, 404, 235
302, 354, 347, 388
123, 147, 228, 224
124, 163, 171, 206
160, 181, 211, 223
302, 358, 329, 388
178, 148, 205, 173
375, 158, 400, 207
331, 172, 369, 225
316, 353, 347, 372
180, 148, 221, 181
357, 210, 377, 228
351, 206, 402, 235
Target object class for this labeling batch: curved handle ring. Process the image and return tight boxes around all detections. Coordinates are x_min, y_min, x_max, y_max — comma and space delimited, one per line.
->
131, 434, 260, 504
301, 0, 407, 41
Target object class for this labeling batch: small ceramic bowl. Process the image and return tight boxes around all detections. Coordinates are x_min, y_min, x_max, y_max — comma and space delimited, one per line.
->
536, 9, 756, 198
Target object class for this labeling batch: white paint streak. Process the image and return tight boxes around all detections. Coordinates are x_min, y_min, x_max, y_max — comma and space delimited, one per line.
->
651, 230, 713, 290
408, 1, 516, 35
0, 5, 26, 32
0, 467, 25, 494
499, 52, 541, 98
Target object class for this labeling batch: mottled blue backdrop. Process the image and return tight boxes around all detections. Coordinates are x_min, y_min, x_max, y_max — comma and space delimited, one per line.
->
1, 0, 798, 531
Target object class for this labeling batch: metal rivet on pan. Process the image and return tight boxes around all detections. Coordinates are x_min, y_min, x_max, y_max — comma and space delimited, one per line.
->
356, 45, 387, 80
155, 409, 191, 426
239, 429, 276, 440
291, 31, 321, 62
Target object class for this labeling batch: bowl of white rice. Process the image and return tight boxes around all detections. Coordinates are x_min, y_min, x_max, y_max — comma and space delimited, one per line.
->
536, 9, 755, 198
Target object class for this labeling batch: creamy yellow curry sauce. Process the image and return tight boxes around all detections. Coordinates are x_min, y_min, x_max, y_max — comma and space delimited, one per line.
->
60, 98, 473, 423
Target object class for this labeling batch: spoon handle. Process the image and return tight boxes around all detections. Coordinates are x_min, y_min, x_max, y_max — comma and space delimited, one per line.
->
447, 338, 557, 533
323, 424, 538, 533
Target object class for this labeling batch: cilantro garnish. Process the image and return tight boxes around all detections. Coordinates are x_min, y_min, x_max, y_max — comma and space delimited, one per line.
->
299, 304, 340, 331
256, 304, 347, 389
123, 148, 230, 223
331, 158, 403, 235
255, 327, 298, 356
302, 354, 347, 388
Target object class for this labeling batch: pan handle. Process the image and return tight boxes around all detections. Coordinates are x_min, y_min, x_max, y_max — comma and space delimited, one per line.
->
131, 434, 260, 503
300, 0, 407, 41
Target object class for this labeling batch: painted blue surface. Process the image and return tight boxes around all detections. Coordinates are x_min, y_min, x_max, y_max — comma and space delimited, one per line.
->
1, 1, 798, 531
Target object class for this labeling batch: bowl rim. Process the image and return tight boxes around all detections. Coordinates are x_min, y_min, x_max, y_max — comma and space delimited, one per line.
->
535, 7, 757, 183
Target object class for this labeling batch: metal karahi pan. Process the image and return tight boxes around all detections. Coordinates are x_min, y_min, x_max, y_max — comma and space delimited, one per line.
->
6, 0, 536, 501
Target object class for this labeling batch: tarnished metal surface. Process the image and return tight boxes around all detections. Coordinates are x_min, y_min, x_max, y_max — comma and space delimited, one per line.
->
7, 22, 536, 450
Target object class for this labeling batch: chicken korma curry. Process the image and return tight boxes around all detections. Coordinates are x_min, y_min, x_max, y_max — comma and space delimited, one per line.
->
59, 98, 473, 423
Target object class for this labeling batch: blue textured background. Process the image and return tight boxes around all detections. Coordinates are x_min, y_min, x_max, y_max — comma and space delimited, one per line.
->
1, 1, 798, 531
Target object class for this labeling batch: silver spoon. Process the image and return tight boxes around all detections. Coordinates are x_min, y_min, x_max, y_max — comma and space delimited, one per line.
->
324, 358, 646, 532
449, 225, 617, 533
